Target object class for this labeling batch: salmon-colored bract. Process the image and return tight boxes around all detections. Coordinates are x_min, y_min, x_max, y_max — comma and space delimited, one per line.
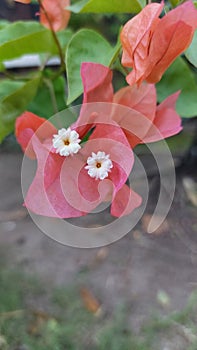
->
121, 1, 197, 86
40, 0, 70, 32
14, 0, 70, 31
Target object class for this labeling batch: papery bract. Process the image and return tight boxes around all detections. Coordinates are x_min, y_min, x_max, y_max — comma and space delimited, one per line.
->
121, 0, 197, 86
113, 83, 156, 122
40, 0, 70, 32
19, 118, 141, 218
81, 62, 113, 104
112, 88, 182, 147
16, 113, 85, 217
142, 91, 182, 143
72, 63, 113, 138
60, 124, 142, 217
76, 62, 182, 147
15, 111, 56, 159
24, 133, 85, 218
14, 0, 70, 31
15, 62, 182, 219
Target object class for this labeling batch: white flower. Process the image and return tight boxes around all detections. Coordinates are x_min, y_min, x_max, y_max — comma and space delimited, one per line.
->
85, 151, 113, 180
52, 128, 81, 156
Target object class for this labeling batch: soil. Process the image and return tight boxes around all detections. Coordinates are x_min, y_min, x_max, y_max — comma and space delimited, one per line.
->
0, 148, 197, 335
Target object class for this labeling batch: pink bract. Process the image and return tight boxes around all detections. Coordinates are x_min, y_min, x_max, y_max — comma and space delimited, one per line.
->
120, 1, 197, 86
15, 62, 182, 219
75, 62, 182, 147
15, 111, 56, 159
18, 116, 141, 218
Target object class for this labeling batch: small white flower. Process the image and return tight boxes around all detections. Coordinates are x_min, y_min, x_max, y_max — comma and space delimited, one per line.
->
52, 127, 81, 156
85, 151, 113, 180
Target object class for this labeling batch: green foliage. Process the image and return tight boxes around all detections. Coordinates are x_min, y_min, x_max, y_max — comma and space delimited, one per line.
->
185, 31, 197, 68
28, 72, 67, 118
68, 0, 145, 14
57, 29, 73, 52
0, 270, 23, 312
97, 309, 149, 350
0, 62, 5, 72
1, 268, 197, 350
0, 22, 58, 62
66, 29, 120, 104
0, 76, 41, 142
0, 20, 72, 62
0, 19, 73, 142
156, 57, 197, 118
168, 0, 179, 7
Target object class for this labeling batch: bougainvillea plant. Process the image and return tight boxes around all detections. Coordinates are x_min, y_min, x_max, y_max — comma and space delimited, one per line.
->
1, 0, 197, 218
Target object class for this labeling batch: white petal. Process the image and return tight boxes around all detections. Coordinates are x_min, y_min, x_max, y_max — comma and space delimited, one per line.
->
52, 127, 81, 157
85, 151, 113, 180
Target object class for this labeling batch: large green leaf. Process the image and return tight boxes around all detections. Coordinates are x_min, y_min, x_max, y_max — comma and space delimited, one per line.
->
66, 29, 120, 104
67, 0, 144, 13
156, 57, 197, 118
185, 30, 197, 68
0, 21, 59, 62
0, 76, 41, 142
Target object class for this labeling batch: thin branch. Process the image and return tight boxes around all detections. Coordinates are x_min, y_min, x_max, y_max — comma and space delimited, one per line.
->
37, 0, 66, 71
43, 78, 58, 114
113, 59, 130, 77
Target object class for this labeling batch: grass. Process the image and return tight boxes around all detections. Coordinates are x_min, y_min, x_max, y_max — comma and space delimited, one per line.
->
0, 268, 197, 350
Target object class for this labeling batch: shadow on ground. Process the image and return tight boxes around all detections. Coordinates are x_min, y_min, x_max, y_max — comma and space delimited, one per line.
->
0, 148, 197, 349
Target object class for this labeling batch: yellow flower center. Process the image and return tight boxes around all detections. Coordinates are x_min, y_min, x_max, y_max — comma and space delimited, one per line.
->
64, 139, 70, 146
96, 162, 102, 168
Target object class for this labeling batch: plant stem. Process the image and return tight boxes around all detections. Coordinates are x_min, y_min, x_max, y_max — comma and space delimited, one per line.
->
43, 78, 58, 114
2, 70, 38, 81
113, 60, 128, 77
37, 0, 66, 72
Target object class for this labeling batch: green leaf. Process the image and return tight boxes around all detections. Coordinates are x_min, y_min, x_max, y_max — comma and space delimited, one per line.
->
0, 21, 59, 62
0, 62, 5, 72
156, 57, 197, 118
66, 29, 120, 104
185, 30, 197, 68
0, 76, 41, 142
57, 29, 73, 52
138, 0, 146, 7
28, 74, 67, 118
168, 0, 179, 7
67, 0, 143, 13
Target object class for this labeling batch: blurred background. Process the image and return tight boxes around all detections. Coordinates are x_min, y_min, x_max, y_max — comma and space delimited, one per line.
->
0, 1, 197, 349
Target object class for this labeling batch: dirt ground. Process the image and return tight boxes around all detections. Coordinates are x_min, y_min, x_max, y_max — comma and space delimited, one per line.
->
0, 148, 197, 335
